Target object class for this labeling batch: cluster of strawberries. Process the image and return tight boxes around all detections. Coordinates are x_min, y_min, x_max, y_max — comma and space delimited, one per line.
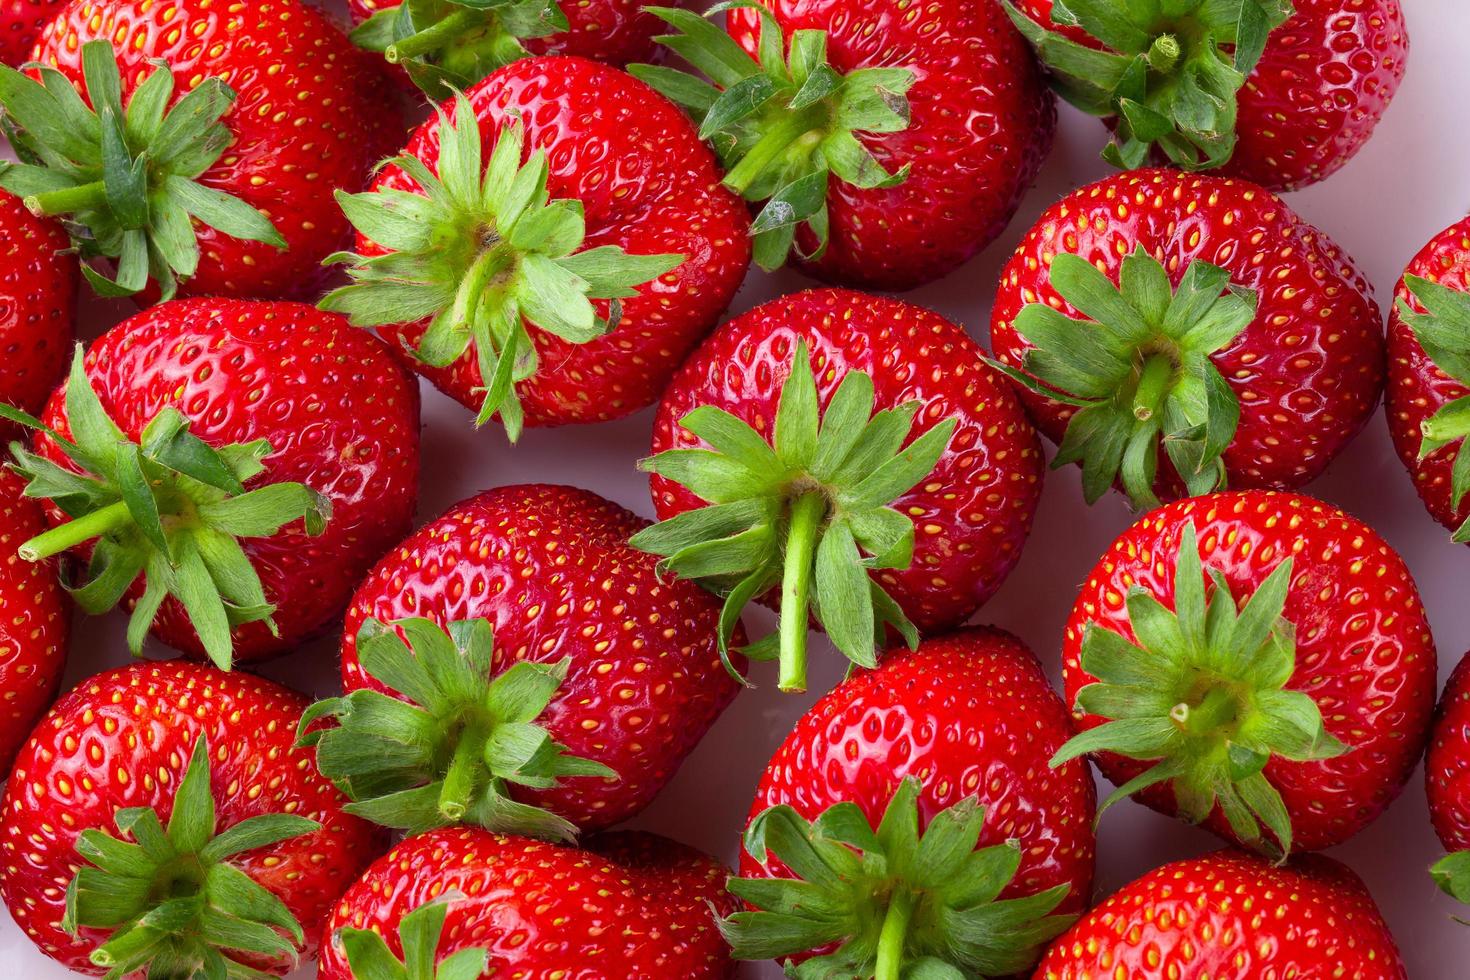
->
0, 0, 1465, 976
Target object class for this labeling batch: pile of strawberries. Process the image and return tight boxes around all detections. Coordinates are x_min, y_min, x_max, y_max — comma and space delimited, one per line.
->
0, 0, 1465, 976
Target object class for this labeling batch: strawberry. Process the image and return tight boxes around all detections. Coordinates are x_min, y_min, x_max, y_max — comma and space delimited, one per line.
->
632, 0, 1055, 288
1055, 490, 1436, 855
0, 0, 399, 300
0, 659, 383, 976
307, 483, 740, 839
346, 0, 672, 98
722, 628, 1094, 977
0, 468, 67, 770
0, 190, 74, 426
0, 0, 61, 64
991, 168, 1383, 509
635, 289, 1043, 692
1428, 651, 1470, 904
1034, 849, 1406, 978
1005, 0, 1408, 192
0, 298, 421, 669
317, 827, 736, 979
322, 56, 750, 438
1386, 216, 1470, 542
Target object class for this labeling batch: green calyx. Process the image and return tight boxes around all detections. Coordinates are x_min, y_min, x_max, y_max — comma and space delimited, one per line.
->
0, 347, 330, 671
629, 340, 955, 693
63, 735, 321, 980
338, 893, 489, 980
353, 0, 568, 99
1052, 523, 1347, 857
321, 94, 683, 439
995, 247, 1257, 509
720, 778, 1074, 979
1433, 851, 1470, 908
631, 1, 914, 271
299, 616, 615, 840
0, 40, 285, 300
1004, 0, 1294, 170
1399, 275, 1470, 542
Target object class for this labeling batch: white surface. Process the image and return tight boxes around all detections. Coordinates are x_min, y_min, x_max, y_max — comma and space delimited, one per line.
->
4, 3, 1470, 976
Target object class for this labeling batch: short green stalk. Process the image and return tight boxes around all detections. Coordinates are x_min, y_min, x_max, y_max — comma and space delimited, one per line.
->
777, 491, 827, 692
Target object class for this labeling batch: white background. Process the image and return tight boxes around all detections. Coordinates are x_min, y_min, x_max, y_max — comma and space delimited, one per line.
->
3, 2, 1470, 975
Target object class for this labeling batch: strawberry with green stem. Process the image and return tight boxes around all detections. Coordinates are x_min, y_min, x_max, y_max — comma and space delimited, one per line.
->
1428, 652, 1470, 907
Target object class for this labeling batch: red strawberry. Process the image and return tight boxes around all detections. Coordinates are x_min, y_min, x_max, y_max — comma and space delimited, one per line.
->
0, 0, 399, 300
1, 298, 421, 669
991, 168, 1383, 509
1427, 651, 1470, 904
636, 289, 1043, 691
1056, 490, 1436, 854
0, 191, 74, 428
323, 57, 749, 438
1386, 216, 1470, 542
0, 0, 60, 64
633, 0, 1054, 289
0, 468, 67, 770
0, 659, 383, 976
1005, 0, 1408, 192
317, 827, 737, 979
308, 483, 740, 838
1034, 849, 1406, 978
723, 628, 1094, 977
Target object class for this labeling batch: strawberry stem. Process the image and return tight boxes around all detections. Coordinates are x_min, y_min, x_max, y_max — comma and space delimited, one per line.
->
437, 721, 490, 823
778, 491, 827, 693
18, 500, 132, 561
26, 180, 108, 217
874, 889, 915, 980
1131, 353, 1175, 421
723, 113, 824, 196
385, 9, 479, 64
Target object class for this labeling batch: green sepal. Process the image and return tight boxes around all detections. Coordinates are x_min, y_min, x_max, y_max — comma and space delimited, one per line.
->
1004, 0, 1294, 172
64, 735, 319, 979
997, 247, 1256, 508
1400, 275, 1470, 542
300, 616, 616, 839
321, 94, 683, 439
1051, 523, 1348, 857
355, 0, 569, 100
630, 340, 954, 693
337, 893, 490, 980
631, 2, 913, 270
0, 41, 285, 300
720, 778, 1074, 978
1433, 851, 1470, 906
0, 347, 330, 670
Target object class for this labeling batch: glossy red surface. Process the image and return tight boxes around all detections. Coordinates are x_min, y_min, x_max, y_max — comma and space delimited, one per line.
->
0, 192, 74, 423
1428, 651, 1470, 853
0, 0, 61, 63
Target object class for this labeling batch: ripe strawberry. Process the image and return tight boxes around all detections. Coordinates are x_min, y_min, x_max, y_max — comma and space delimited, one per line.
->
991, 168, 1383, 509
323, 56, 750, 438
318, 827, 736, 979
1427, 651, 1470, 904
633, 0, 1054, 288
346, 0, 672, 98
0, 0, 399, 300
309, 483, 740, 838
0, 659, 383, 976
1386, 216, 1470, 542
636, 289, 1044, 691
723, 628, 1094, 977
1056, 491, 1435, 854
0, 298, 421, 669
1005, 0, 1408, 192
1034, 849, 1406, 978
0, 0, 61, 64
0, 468, 67, 770
0, 190, 74, 427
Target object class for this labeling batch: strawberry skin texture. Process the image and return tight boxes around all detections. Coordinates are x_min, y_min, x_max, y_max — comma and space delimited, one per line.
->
0, 659, 383, 974
1066, 491, 1436, 851
1013, 0, 1407, 192
992, 169, 1383, 497
366, 56, 751, 428
32, 0, 402, 300
745, 628, 1096, 917
1386, 216, 1470, 535
1428, 652, 1470, 854
318, 827, 735, 979
652, 289, 1044, 633
0, 191, 74, 424
35, 299, 421, 662
0, 0, 60, 63
0, 469, 67, 771
726, 0, 1054, 291
1035, 849, 1406, 978
341, 483, 741, 832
